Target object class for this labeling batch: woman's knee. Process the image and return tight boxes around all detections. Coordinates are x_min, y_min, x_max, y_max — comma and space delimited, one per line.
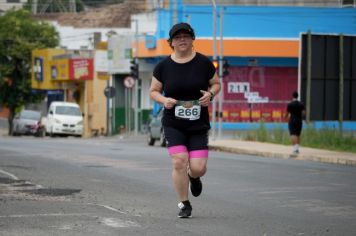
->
172, 154, 189, 171
190, 164, 207, 176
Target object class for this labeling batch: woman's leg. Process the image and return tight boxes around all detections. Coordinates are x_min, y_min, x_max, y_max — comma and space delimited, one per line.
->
189, 153, 208, 178
169, 146, 190, 201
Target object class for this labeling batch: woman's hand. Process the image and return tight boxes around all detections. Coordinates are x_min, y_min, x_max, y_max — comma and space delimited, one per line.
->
164, 97, 177, 109
199, 90, 213, 107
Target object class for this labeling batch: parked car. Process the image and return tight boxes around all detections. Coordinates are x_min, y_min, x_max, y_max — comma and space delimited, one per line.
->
11, 109, 44, 137
45, 102, 83, 137
147, 108, 166, 147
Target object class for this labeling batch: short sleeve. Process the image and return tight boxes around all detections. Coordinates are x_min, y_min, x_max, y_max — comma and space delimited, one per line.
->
207, 58, 216, 80
153, 62, 162, 82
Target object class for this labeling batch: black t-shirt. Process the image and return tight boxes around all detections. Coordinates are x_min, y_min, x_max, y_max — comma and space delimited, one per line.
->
153, 52, 216, 131
287, 100, 305, 122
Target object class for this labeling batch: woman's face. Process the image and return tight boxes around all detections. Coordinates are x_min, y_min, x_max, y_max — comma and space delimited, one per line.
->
171, 30, 193, 53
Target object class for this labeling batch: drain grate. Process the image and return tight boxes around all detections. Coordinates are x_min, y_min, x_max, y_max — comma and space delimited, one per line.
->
20, 188, 81, 196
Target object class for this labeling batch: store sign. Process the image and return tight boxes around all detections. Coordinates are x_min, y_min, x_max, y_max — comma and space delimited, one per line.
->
50, 59, 69, 80
69, 59, 94, 80
95, 50, 109, 72
33, 57, 43, 82
107, 35, 131, 74
145, 35, 156, 49
228, 82, 250, 94
228, 82, 269, 103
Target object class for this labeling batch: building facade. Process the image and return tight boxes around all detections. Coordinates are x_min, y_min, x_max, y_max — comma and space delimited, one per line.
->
132, 1, 356, 131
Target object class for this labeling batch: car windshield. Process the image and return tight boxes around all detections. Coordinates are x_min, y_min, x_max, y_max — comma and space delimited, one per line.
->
20, 110, 41, 120
55, 106, 81, 116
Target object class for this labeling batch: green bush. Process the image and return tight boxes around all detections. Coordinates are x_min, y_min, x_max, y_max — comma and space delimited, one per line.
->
240, 123, 356, 153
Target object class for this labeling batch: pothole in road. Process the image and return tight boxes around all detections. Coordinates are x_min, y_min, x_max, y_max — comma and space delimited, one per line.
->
0, 177, 24, 184
13, 182, 36, 187
20, 188, 82, 196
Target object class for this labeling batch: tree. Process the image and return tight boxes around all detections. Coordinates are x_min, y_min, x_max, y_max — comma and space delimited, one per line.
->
0, 9, 59, 135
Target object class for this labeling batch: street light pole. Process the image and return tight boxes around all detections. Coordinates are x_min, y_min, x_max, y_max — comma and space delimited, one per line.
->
218, 6, 224, 139
211, 0, 217, 140
134, 19, 139, 136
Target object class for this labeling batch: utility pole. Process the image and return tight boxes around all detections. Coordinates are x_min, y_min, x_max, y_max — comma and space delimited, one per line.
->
211, 0, 217, 140
32, 0, 38, 14
306, 30, 312, 123
134, 20, 139, 136
69, 0, 76, 13
173, 0, 178, 24
218, 6, 224, 139
339, 34, 344, 134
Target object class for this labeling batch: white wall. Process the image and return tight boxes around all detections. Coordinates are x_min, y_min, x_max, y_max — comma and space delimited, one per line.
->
130, 11, 157, 38
49, 21, 131, 50
130, 12, 158, 111
0, 0, 26, 11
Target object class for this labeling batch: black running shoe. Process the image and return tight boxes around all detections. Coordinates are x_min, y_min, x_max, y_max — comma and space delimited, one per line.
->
189, 175, 202, 197
178, 201, 192, 218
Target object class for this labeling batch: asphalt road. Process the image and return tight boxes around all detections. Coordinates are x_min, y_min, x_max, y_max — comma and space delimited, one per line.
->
0, 135, 356, 236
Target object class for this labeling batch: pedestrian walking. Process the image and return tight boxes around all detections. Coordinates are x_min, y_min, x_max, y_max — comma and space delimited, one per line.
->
149, 22, 221, 218
286, 91, 305, 154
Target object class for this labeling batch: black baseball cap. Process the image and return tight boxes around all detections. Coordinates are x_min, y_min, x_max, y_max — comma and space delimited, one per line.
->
169, 22, 195, 40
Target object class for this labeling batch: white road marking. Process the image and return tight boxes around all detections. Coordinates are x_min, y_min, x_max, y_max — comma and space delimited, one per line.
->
101, 217, 140, 228
87, 203, 128, 214
0, 169, 19, 180
56, 225, 74, 230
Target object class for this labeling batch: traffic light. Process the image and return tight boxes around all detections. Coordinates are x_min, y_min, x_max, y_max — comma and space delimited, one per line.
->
130, 58, 139, 79
212, 60, 218, 70
223, 60, 230, 77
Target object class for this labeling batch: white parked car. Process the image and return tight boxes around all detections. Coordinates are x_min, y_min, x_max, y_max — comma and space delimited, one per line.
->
45, 102, 83, 137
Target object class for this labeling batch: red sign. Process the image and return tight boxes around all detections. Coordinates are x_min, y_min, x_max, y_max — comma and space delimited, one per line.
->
69, 58, 94, 80
224, 66, 298, 101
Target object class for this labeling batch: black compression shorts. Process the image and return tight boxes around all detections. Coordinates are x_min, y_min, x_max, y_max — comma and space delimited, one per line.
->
288, 120, 302, 136
163, 126, 209, 151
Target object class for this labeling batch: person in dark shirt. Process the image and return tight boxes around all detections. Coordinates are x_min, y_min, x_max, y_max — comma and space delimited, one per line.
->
286, 91, 305, 154
149, 22, 221, 218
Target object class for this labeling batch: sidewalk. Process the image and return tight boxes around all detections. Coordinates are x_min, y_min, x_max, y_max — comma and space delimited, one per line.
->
209, 139, 356, 167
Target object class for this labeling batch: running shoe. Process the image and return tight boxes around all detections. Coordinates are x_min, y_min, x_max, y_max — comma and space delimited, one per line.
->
189, 175, 202, 197
178, 201, 192, 218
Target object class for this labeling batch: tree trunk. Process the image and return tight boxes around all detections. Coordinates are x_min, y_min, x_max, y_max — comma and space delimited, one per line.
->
8, 107, 15, 136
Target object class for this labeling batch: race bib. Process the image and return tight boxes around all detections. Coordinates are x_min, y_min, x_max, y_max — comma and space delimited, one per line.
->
175, 100, 201, 120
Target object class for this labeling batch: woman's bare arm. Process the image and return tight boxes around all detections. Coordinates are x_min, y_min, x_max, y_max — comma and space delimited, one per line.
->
150, 76, 177, 109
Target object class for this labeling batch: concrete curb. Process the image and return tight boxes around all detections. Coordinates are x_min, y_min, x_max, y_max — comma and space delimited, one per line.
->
209, 144, 356, 167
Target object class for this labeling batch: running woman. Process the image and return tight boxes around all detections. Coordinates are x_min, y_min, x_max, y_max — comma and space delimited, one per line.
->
149, 22, 221, 218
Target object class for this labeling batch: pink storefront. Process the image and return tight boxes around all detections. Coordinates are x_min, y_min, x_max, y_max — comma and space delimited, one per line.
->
209, 66, 298, 123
